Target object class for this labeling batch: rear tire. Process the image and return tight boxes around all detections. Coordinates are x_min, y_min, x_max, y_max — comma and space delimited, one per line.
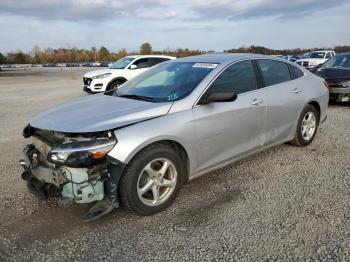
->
118, 144, 183, 216
290, 104, 319, 147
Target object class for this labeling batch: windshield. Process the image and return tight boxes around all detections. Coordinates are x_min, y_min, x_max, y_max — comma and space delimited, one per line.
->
321, 55, 350, 69
110, 57, 136, 69
303, 52, 326, 59
109, 62, 216, 102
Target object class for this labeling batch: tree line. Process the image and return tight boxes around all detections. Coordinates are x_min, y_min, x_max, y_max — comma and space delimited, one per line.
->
225, 45, 350, 56
1, 43, 350, 64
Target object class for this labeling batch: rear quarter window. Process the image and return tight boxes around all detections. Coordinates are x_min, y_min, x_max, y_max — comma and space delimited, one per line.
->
288, 64, 304, 80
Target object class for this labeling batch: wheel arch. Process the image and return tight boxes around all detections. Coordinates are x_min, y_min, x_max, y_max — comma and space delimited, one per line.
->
125, 139, 191, 183
307, 100, 321, 121
290, 99, 322, 142
106, 77, 128, 90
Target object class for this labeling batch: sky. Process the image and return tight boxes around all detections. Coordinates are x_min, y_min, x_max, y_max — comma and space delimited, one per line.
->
0, 0, 349, 53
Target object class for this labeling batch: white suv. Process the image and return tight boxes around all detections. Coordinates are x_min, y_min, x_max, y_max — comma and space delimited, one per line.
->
296, 50, 335, 69
83, 55, 176, 93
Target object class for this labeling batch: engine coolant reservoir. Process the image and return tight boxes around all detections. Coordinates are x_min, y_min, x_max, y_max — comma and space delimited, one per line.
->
61, 167, 104, 204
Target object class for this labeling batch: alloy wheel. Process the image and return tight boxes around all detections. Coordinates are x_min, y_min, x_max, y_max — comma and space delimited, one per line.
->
301, 112, 317, 141
137, 158, 177, 206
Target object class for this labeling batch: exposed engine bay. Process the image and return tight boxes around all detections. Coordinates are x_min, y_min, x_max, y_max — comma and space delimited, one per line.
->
21, 125, 123, 209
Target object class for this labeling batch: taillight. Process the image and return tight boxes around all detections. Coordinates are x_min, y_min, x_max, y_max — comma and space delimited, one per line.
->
323, 80, 330, 91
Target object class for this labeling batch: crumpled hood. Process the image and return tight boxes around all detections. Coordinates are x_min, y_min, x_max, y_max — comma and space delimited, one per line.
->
30, 94, 172, 133
83, 68, 122, 78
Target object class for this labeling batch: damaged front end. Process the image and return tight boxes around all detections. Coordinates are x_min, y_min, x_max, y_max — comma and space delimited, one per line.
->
20, 125, 123, 209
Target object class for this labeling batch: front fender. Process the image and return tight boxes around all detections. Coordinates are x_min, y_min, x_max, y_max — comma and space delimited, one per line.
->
107, 110, 197, 175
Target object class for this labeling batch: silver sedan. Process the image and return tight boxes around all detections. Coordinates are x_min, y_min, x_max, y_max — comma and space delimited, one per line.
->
22, 53, 329, 221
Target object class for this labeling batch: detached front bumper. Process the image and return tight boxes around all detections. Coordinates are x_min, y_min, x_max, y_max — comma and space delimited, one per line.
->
20, 144, 106, 204
20, 133, 126, 209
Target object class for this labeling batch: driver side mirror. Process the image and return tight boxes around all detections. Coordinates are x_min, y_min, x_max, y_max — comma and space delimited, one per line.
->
198, 92, 237, 105
129, 64, 137, 70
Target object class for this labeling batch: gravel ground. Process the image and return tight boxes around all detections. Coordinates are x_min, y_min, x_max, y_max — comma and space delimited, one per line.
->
0, 68, 349, 261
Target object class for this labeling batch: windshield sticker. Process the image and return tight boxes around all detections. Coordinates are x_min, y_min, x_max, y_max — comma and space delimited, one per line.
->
192, 63, 218, 69
168, 93, 178, 101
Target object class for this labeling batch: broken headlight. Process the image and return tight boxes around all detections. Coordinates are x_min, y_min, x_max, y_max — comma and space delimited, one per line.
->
47, 139, 116, 167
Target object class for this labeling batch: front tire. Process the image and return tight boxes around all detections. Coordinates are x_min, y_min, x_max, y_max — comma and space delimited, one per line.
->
107, 80, 124, 91
118, 144, 183, 215
290, 104, 319, 147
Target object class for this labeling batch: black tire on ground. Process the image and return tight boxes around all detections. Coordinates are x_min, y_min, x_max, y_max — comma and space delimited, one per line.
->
107, 80, 124, 91
118, 143, 184, 216
290, 104, 319, 147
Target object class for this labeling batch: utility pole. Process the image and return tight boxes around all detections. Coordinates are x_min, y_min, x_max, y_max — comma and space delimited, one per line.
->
92, 47, 96, 61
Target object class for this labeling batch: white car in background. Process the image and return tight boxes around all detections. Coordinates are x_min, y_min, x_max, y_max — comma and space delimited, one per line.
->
83, 55, 176, 93
296, 50, 335, 70
91, 61, 102, 67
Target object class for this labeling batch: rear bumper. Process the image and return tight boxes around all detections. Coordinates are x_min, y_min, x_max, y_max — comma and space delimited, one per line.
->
329, 87, 350, 102
330, 87, 350, 94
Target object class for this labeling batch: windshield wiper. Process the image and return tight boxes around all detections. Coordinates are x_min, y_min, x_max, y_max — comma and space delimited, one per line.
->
117, 94, 156, 102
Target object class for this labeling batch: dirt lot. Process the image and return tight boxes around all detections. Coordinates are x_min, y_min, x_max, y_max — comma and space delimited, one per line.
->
0, 68, 349, 261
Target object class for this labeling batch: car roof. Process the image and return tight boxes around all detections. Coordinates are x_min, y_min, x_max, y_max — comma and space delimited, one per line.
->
308, 50, 333, 53
174, 53, 277, 64
127, 55, 175, 59
336, 52, 350, 56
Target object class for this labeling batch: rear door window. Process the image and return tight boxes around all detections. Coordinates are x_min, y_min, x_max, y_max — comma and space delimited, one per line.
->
149, 58, 170, 66
133, 58, 151, 69
257, 60, 291, 87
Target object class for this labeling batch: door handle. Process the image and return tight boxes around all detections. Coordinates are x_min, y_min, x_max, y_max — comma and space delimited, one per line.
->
252, 98, 264, 106
293, 88, 302, 94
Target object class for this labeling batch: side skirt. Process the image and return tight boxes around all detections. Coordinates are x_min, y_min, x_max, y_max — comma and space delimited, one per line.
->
188, 137, 292, 182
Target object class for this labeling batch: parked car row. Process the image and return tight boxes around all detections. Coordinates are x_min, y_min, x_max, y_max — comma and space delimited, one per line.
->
281, 55, 302, 63
295, 50, 336, 70
0, 61, 114, 69
1, 64, 37, 68
43, 62, 113, 68
274, 51, 336, 70
312, 52, 350, 103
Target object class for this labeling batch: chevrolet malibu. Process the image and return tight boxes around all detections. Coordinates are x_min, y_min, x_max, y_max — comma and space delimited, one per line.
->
21, 53, 329, 221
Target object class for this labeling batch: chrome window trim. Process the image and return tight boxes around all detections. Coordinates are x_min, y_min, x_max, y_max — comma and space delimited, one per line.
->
193, 57, 307, 107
